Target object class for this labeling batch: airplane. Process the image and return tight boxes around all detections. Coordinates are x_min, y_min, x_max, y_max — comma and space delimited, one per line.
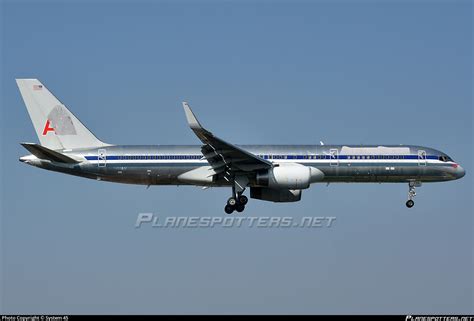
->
17, 79, 465, 214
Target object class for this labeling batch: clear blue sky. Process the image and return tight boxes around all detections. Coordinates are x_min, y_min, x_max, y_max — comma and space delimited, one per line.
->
1, 0, 472, 314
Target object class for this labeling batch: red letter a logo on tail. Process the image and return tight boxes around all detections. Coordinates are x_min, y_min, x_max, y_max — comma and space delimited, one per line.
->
42, 120, 55, 135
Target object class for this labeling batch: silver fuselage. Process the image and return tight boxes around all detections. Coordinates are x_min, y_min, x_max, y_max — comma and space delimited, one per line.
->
20, 144, 466, 186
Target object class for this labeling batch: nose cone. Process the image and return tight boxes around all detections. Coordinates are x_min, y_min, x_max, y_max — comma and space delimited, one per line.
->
455, 165, 466, 179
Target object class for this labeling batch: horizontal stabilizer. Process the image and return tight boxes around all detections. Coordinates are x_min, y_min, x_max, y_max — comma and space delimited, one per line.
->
20, 143, 79, 163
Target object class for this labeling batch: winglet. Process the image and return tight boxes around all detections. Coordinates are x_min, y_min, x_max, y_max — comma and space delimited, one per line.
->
182, 102, 203, 130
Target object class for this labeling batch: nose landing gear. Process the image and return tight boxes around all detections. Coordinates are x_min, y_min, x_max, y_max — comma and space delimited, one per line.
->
406, 181, 421, 208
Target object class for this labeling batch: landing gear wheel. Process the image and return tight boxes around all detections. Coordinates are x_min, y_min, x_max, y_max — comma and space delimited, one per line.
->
225, 204, 235, 214
227, 197, 237, 206
406, 182, 419, 209
238, 195, 248, 205
235, 204, 245, 213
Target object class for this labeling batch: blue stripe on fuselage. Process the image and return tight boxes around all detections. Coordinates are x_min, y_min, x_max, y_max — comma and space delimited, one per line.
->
84, 155, 439, 161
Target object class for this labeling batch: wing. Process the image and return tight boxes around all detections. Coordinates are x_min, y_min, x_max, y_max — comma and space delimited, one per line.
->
182, 102, 272, 177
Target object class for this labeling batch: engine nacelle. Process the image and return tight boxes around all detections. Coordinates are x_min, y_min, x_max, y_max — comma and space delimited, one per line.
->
250, 187, 302, 202
255, 163, 324, 189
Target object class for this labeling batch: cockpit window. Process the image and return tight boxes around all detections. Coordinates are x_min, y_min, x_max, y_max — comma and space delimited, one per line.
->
439, 155, 453, 162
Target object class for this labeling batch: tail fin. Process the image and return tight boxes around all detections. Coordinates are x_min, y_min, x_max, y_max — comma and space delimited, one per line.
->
16, 79, 108, 150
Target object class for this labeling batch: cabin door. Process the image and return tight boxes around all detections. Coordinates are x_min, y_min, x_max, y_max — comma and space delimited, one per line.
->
330, 149, 339, 166
98, 148, 107, 167
417, 150, 427, 166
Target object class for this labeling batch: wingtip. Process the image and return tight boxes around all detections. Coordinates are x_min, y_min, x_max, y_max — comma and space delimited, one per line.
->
182, 101, 202, 129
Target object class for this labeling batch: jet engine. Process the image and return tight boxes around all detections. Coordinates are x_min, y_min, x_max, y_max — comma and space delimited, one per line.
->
255, 163, 324, 189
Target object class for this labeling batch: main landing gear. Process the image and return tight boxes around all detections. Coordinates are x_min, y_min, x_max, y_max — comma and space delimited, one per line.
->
406, 181, 421, 208
225, 195, 248, 214
224, 175, 249, 214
